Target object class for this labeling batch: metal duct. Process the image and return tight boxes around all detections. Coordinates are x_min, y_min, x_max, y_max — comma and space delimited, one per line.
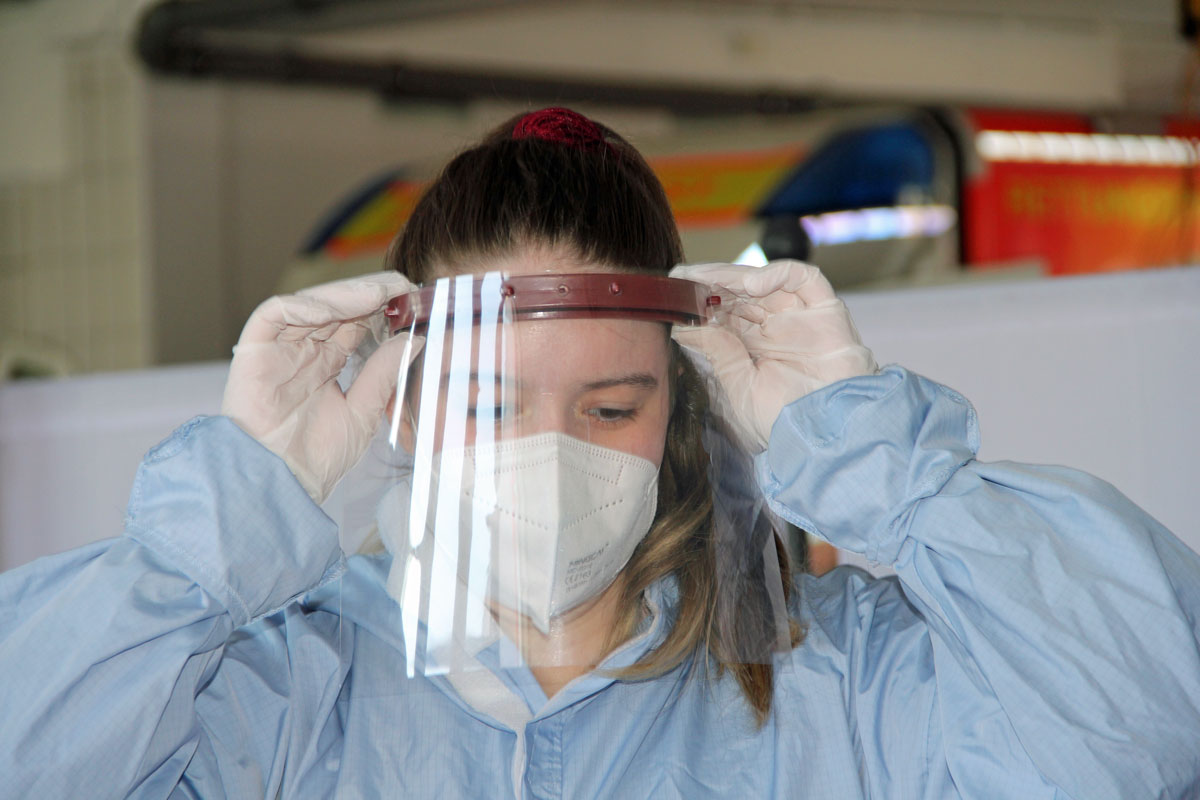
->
133, 0, 824, 114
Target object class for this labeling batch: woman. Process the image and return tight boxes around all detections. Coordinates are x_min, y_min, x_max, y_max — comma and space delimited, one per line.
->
1, 108, 1198, 798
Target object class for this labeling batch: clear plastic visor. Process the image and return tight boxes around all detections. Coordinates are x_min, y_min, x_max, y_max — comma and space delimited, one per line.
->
348, 272, 787, 682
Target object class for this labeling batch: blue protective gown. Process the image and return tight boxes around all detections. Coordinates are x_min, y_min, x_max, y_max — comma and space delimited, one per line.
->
2, 367, 1199, 798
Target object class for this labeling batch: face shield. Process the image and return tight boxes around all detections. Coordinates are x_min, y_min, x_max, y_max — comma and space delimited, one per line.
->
340, 271, 791, 681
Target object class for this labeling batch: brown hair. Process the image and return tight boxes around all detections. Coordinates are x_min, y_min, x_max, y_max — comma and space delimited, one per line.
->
386, 108, 802, 723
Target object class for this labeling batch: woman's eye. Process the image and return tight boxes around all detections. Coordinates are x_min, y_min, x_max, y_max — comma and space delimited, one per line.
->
466, 403, 514, 420
587, 407, 636, 424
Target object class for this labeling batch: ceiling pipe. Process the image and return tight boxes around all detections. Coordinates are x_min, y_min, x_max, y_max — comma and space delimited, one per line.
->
134, 0, 826, 115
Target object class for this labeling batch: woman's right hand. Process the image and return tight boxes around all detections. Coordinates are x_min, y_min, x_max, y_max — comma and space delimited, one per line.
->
670, 260, 877, 454
220, 272, 421, 504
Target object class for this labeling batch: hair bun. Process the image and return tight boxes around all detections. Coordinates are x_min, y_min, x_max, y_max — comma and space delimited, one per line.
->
512, 107, 606, 151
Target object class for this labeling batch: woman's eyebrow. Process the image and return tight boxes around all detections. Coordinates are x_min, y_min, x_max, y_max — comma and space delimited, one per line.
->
580, 373, 659, 392
442, 370, 511, 386
437, 372, 658, 391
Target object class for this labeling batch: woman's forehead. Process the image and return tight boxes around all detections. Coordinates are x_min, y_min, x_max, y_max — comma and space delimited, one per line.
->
516, 316, 667, 352
428, 317, 670, 389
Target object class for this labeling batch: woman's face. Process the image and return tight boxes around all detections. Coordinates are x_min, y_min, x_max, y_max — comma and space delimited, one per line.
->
404, 245, 673, 468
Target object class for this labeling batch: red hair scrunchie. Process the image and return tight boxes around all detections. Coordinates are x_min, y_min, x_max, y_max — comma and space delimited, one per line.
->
512, 107, 608, 152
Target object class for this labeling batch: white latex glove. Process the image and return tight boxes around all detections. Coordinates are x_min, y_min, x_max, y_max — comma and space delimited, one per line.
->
221, 272, 422, 504
670, 260, 877, 453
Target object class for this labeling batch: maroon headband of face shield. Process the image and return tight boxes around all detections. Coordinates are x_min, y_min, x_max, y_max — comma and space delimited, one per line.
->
385, 273, 720, 333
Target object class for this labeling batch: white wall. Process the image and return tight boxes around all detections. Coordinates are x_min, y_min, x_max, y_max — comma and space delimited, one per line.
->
2, 266, 1196, 572
0, 0, 154, 375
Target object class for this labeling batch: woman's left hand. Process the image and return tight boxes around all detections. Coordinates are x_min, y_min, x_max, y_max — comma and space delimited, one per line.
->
670, 260, 877, 453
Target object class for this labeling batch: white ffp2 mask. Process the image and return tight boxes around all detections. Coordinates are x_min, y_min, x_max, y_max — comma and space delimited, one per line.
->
378, 432, 659, 635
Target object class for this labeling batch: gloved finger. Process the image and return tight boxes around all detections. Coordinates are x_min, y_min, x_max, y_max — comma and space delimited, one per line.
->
746, 301, 866, 356
293, 273, 415, 339
295, 271, 417, 316
671, 261, 837, 309
720, 294, 839, 338
345, 333, 426, 427
326, 318, 376, 355
738, 260, 837, 307
296, 270, 414, 302
230, 326, 363, 392
239, 272, 417, 346
276, 286, 398, 335
235, 295, 350, 348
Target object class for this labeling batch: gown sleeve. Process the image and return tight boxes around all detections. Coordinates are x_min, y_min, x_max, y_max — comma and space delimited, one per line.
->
0, 416, 344, 798
760, 366, 1200, 799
